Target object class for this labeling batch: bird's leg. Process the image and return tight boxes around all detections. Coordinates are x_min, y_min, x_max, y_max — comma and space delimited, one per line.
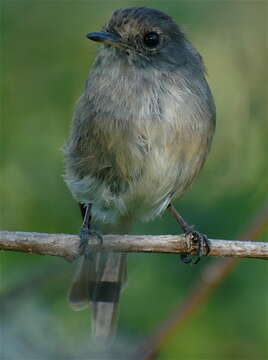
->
79, 203, 103, 257
167, 203, 210, 264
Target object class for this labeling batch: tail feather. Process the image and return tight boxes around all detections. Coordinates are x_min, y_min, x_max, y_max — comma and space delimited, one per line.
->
69, 252, 127, 341
69, 206, 130, 342
91, 253, 127, 340
68, 254, 97, 311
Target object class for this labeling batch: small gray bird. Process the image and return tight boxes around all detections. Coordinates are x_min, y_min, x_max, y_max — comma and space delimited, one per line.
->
63, 7, 215, 341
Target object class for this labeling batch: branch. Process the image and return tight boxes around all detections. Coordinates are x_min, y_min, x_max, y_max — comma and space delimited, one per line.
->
0, 230, 267, 261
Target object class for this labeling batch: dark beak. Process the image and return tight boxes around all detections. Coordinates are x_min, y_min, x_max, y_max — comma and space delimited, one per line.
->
86, 32, 122, 47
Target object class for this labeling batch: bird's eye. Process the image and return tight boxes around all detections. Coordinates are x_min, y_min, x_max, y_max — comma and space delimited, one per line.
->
143, 32, 160, 48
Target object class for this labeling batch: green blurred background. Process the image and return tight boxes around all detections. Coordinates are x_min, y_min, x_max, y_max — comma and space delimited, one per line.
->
1, 0, 267, 359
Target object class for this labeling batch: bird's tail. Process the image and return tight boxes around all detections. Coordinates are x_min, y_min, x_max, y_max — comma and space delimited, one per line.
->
69, 220, 129, 342
91, 252, 127, 339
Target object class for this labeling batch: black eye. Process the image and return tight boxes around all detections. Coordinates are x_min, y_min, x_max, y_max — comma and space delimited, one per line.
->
143, 32, 160, 48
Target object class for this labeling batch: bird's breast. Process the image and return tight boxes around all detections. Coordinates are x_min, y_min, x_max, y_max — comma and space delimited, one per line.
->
66, 63, 215, 222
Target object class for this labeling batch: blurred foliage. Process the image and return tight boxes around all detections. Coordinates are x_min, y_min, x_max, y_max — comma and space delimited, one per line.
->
1, 0, 267, 359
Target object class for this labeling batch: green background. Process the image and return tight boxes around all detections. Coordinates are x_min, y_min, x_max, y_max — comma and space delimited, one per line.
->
1, 0, 267, 359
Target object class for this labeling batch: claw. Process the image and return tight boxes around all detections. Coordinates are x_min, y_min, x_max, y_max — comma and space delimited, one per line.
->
79, 226, 103, 256
180, 253, 193, 264
167, 204, 210, 265
180, 231, 210, 265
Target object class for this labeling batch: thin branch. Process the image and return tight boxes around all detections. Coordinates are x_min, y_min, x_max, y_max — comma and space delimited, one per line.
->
0, 230, 267, 261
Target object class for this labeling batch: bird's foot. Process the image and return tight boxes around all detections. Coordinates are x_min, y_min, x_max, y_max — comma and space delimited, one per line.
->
79, 226, 103, 258
167, 204, 210, 264
180, 230, 210, 265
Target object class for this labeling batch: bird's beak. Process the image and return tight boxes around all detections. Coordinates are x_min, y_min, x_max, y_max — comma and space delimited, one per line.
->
86, 32, 122, 47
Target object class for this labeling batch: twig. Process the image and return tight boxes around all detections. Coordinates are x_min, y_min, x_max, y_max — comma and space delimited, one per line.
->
0, 230, 267, 261
135, 202, 268, 360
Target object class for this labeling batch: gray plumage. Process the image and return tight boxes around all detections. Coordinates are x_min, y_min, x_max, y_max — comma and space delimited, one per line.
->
63, 7, 215, 341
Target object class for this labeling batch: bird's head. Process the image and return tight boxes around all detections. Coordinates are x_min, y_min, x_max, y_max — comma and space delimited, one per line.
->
87, 7, 198, 70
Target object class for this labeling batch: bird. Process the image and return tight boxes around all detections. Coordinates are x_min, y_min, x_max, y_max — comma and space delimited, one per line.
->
63, 7, 216, 342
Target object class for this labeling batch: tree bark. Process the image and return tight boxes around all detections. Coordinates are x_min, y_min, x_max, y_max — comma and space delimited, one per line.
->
0, 230, 267, 261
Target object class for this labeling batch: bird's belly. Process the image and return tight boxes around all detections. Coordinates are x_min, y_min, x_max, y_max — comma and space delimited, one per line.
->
67, 129, 209, 223
120, 133, 209, 221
